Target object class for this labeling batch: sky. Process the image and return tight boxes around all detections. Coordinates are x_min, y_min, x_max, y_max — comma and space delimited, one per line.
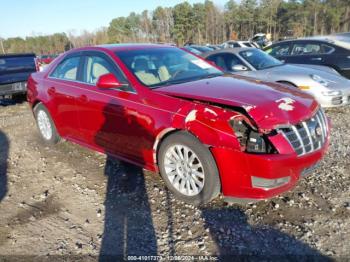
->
0, 0, 228, 39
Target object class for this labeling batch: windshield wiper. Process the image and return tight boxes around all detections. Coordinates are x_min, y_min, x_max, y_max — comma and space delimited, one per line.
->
151, 73, 223, 89
199, 73, 223, 79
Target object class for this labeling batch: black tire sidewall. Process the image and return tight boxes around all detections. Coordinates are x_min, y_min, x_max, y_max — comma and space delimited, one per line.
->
158, 131, 221, 205
34, 103, 60, 144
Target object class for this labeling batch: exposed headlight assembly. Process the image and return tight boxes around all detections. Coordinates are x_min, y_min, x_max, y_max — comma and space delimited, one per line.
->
310, 74, 330, 87
246, 130, 267, 153
230, 118, 274, 154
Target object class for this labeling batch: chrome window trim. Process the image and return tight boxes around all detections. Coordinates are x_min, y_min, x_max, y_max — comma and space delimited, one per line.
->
46, 76, 137, 94
47, 49, 136, 94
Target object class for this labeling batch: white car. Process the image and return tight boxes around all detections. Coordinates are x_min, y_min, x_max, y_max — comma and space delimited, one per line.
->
221, 41, 259, 49
204, 48, 350, 108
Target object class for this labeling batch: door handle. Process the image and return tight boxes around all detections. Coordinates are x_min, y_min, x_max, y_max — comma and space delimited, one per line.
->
79, 95, 88, 103
48, 87, 56, 96
311, 57, 322, 61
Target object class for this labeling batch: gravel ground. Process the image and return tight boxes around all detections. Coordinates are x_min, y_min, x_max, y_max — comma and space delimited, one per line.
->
0, 100, 349, 261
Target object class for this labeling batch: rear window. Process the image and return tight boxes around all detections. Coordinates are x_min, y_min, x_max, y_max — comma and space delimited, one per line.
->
0, 56, 36, 72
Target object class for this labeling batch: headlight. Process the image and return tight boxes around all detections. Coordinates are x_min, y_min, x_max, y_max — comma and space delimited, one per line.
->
321, 90, 342, 96
310, 74, 330, 87
230, 118, 273, 154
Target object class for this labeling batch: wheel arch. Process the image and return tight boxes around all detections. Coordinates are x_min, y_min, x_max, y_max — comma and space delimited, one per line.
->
32, 100, 62, 138
153, 128, 178, 166
153, 128, 217, 167
32, 99, 43, 111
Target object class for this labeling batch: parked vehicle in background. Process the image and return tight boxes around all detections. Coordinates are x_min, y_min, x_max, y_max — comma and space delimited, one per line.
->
250, 33, 272, 48
203, 48, 350, 107
27, 44, 329, 205
264, 38, 350, 79
38, 54, 58, 65
333, 32, 350, 41
221, 40, 258, 48
37, 54, 59, 71
205, 44, 222, 50
0, 53, 38, 98
183, 45, 214, 55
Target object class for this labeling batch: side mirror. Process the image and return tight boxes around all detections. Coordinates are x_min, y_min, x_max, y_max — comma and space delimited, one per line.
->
232, 64, 248, 72
96, 73, 125, 89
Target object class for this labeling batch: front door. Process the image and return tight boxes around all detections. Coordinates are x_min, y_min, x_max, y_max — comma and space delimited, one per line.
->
75, 52, 155, 164
45, 55, 82, 139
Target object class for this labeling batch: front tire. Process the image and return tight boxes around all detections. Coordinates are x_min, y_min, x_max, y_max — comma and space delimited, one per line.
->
34, 103, 60, 145
158, 131, 221, 205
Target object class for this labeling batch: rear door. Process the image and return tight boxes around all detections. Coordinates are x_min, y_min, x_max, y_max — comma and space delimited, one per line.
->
288, 41, 334, 66
45, 54, 83, 139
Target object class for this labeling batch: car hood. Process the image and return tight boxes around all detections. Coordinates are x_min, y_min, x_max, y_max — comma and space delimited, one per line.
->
156, 74, 319, 130
266, 64, 349, 84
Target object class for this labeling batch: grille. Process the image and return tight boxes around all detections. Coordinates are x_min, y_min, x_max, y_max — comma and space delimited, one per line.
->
277, 109, 328, 156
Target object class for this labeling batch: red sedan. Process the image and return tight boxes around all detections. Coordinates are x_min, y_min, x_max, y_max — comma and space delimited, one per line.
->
27, 44, 330, 205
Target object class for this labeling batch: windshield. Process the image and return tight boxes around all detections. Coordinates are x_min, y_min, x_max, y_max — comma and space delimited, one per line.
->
116, 47, 223, 88
239, 49, 283, 70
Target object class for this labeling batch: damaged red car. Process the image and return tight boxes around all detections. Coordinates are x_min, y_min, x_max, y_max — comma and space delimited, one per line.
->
27, 44, 330, 205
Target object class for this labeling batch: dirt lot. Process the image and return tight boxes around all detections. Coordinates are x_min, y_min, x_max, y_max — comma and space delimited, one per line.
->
0, 100, 349, 261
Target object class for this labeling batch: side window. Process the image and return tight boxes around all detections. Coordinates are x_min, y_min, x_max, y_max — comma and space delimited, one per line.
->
83, 55, 128, 86
84, 56, 114, 84
50, 56, 80, 80
207, 54, 227, 71
322, 44, 335, 54
266, 44, 290, 56
223, 53, 245, 71
207, 53, 245, 72
291, 43, 324, 55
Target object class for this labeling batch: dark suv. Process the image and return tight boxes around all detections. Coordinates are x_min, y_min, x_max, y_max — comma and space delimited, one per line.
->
264, 38, 350, 79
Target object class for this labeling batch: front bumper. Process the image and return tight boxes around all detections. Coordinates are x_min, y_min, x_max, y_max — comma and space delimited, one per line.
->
211, 134, 330, 202
0, 82, 27, 96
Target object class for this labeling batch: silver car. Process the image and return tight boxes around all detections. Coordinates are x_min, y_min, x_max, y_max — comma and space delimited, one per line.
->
203, 48, 350, 107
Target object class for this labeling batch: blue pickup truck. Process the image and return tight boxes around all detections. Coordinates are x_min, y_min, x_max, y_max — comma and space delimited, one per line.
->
0, 53, 37, 98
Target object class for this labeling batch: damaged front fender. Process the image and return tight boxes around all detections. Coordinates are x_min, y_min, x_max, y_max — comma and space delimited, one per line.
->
171, 103, 252, 151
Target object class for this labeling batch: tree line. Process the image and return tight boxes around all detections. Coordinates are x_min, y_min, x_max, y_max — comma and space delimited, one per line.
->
1, 0, 349, 55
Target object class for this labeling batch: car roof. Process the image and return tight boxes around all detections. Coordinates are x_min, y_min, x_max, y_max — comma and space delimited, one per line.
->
201, 47, 254, 57
268, 37, 350, 50
66, 43, 175, 53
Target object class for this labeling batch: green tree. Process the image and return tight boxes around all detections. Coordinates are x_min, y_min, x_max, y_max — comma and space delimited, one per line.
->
172, 2, 194, 45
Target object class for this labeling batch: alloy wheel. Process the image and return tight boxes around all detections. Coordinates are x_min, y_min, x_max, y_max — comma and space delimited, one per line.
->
164, 144, 205, 196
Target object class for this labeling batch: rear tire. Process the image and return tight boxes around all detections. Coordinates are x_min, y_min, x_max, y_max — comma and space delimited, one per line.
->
158, 131, 221, 206
34, 103, 60, 145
